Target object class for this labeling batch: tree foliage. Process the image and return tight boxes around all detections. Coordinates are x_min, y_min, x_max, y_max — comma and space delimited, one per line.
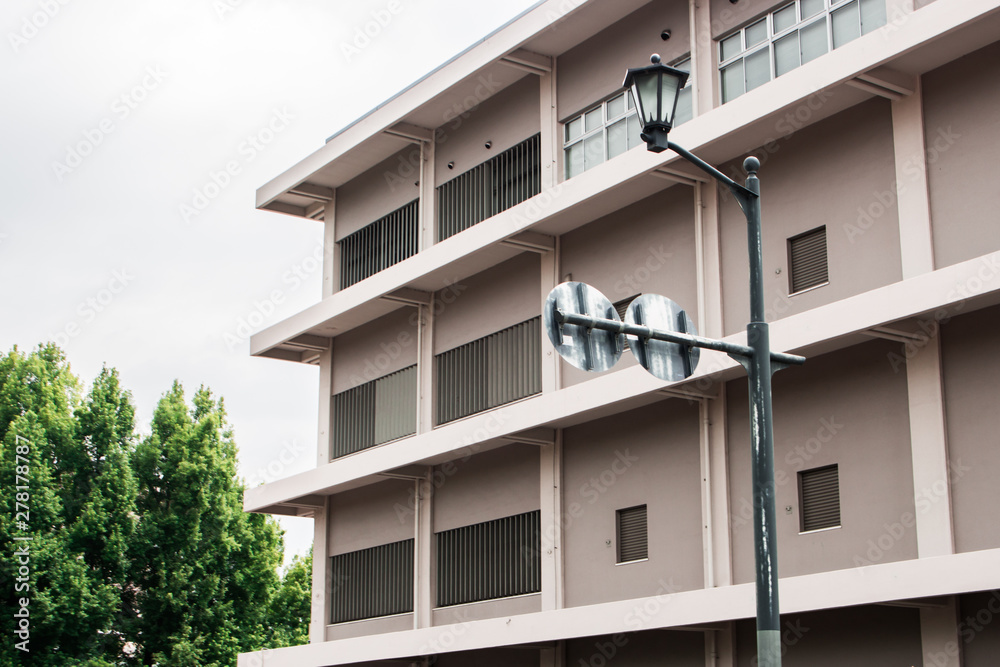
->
0, 346, 310, 666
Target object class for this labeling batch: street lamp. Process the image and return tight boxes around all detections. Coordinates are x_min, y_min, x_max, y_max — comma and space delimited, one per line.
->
627, 53, 795, 667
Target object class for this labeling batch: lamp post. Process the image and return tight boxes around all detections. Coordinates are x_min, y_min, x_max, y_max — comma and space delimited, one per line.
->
624, 53, 789, 667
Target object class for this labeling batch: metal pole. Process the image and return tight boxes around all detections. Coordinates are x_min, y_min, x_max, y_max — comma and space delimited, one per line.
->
742, 156, 782, 666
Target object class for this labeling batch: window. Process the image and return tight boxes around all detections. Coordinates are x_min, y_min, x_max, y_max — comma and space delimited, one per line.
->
339, 199, 418, 288
617, 505, 648, 563
564, 59, 692, 180
436, 510, 541, 606
332, 365, 417, 459
437, 134, 540, 240
435, 317, 541, 425
788, 226, 829, 294
331, 539, 414, 623
719, 0, 887, 103
799, 464, 841, 532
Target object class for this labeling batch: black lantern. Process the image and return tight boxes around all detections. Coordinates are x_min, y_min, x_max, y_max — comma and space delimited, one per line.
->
623, 54, 690, 152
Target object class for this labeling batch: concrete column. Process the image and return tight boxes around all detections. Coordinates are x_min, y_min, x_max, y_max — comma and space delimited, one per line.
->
310, 497, 331, 643
891, 77, 935, 279
414, 471, 434, 628
689, 0, 717, 117
322, 190, 338, 298
540, 435, 564, 611
419, 141, 436, 249
540, 641, 565, 667
541, 241, 561, 393
709, 387, 733, 587
706, 623, 737, 667
317, 344, 333, 465
906, 336, 955, 557
699, 181, 724, 339
539, 58, 558, 190
920, 598, 961, 667
417, 302, 435, 433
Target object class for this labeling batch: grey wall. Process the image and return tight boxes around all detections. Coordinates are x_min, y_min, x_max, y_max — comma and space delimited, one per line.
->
558, 186, 698, 387
720, 99, 902, 335
336, 147, 420, 240
332, 307, 418, 394
960, 591, 1000, 666
734, 604, 922, 666
566, 630, 705, 667
557, 1, 690, 121
923, 40, 1000, 269
435, 75, 540, 188
562, 400, 704, 608
728, 338, 915, 583
432, 444, 540, 533
433, 252, 540, 354
941, 305, 1000, 554
328, 478, 414, 555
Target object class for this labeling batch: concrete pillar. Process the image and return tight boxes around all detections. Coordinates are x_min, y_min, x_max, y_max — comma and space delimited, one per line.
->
317, 344, 333, 465
322, 190, 338, 298
417, 302, 435, 433
709, 387, 733, 588
419, 140, 436, 250
539, 58, 558, 190
906, 336, 955, 557
310, 497, 331, 643
920, 598, 961, 667
689, 0, 717, 116
706, 623, 737, 667
891, 77, 935, 279
414, 471, 434, 628
540, 436, 564, 611
541, 241, 561, 393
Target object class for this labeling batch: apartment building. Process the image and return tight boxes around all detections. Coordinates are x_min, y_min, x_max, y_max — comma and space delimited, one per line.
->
238, 0, 1000, 664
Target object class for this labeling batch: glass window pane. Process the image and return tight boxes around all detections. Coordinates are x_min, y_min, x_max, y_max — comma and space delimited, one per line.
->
860, 0, 887, 33
607, 94, 625, 119
801, 0, 825, 19
774, 33, 800, 77
746, 20, 768, 48
636, 75, 658, 124
565, 117, 583, 142
721, 60, 745, 103
565, 142, 584, 178
745, 48, 771, 90
800, 18, 829, 63
832, 2, 861, 48
674, 86, 693, 127
773, 4, 797, 33
626, 114, 642, 149
721, 33, 743, 61
584, 108, 603, 133
607, 119, 628, 160
584, 134, 604, 170
627, 91, 634, 109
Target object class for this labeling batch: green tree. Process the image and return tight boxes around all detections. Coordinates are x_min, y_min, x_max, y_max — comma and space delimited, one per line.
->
266, 550, 312, 648
129, 382, 284, 666
0, 346, 119, 665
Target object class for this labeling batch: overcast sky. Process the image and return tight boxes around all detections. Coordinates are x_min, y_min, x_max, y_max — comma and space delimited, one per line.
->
0, 0, 539, 562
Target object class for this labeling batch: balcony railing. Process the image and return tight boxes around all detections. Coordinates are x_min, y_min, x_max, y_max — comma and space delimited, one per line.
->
339, 199, 419, 288
332, 365, 417, 459
437, 134, 541, 241
331, 539, 414, 623
435, 317, 541, 425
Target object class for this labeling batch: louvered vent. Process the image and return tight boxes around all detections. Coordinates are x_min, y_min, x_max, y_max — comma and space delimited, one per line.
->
339, 199, 419, 288
799, 464, 841, 532
332, 365, 416, 459
613, 295, 640, 350
435, 317, 541, 425
437, 134, 541, 241
788, 226, 828, 294
436, 510, 541, 607
617, 505, 648, 563
330, 539, 414, 623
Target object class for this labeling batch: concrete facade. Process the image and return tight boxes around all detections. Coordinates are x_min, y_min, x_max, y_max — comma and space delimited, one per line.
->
240, 0, 1000, 665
